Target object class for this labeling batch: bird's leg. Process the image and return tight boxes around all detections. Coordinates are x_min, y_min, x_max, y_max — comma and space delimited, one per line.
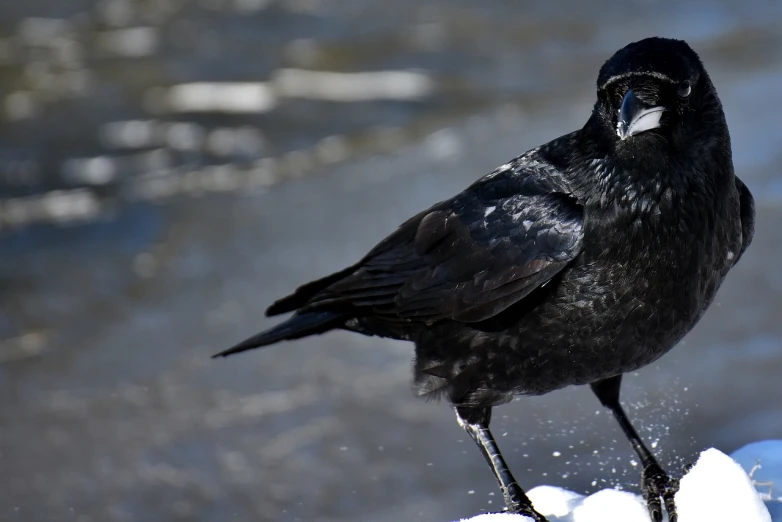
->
591, 375, 679, 522
455, 406, 548, 522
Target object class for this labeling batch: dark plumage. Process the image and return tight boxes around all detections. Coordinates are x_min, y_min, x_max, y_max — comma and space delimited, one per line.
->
215, 37, 754, 522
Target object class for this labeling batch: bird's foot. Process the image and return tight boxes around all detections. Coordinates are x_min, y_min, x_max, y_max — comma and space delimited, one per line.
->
504, 503, 548, 522
641, 462, 679, 522
500, 486, 548, 521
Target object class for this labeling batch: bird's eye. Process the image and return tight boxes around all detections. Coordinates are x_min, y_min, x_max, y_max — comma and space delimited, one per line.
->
677, 80, 692, 98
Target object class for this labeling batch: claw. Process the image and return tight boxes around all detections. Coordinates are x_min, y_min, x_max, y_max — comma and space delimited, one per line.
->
514, 507, 548, 522
642, 463, 679, 522
645, 502, 662, 522
505, 500, 548, 522
662, 476, 679, 522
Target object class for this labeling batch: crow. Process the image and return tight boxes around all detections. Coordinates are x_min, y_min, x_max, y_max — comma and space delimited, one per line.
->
215, 37, 754, 522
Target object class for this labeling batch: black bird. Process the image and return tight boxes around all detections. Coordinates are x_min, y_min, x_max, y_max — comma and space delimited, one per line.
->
215, 37, 754, 522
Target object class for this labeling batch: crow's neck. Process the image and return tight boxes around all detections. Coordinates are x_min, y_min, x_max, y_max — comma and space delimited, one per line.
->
566, 112, 733, 214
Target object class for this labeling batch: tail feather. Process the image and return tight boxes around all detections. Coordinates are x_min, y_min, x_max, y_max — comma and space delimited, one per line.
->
266, 264, 359, 316
213, 311, 344, 358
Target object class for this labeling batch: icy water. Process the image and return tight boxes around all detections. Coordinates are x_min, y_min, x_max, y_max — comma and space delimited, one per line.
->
1, 1, 782, 521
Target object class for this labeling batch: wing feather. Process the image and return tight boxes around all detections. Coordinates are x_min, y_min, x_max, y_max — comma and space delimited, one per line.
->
290, 162, 584, 324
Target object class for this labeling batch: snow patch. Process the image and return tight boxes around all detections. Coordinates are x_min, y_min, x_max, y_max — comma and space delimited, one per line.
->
676, 448, 771, 522
526, 486, 583, 517
457, 447, 773, 522
458, 513, 533, 522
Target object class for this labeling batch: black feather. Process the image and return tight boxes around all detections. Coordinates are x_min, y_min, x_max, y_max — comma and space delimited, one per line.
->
219, 37, 753, 407
217, 38, 755, 517
213, 311, 344, 357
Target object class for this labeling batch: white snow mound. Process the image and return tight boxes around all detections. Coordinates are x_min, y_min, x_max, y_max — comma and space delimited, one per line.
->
458, 448, 772, 522
458, 513, 534, 522
675, 448, 771, 522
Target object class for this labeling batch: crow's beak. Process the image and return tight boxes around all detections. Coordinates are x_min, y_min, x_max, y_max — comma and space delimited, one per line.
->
617, 89, 664, 140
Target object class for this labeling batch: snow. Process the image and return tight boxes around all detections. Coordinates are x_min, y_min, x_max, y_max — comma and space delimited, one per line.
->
458, 446, 780, 522
675, 448, 770, 521
459, 514, 534, 522
524, 486, 583, 517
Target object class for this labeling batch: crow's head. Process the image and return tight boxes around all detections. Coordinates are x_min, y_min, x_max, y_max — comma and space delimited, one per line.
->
593, 37, 723, 147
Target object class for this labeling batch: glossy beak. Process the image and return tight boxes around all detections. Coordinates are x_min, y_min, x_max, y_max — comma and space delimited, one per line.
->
617, 89, 664, 140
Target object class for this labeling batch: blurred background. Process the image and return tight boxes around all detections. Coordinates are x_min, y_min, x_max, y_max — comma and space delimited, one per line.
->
1, 0, 781, 521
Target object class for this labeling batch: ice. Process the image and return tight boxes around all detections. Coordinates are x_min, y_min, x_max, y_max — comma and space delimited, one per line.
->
731, 440, 782, 519
458, 447, 775, 522
272, 69, 434, 102
731, 440, 782, 499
